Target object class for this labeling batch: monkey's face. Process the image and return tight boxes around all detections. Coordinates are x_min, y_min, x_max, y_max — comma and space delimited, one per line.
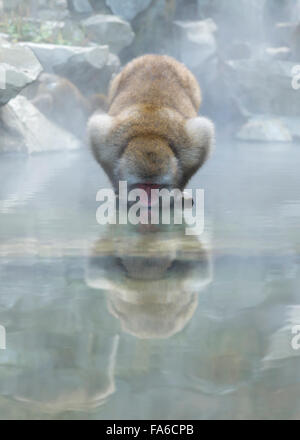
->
88, 113, 214, 196
117, 135, 180, 194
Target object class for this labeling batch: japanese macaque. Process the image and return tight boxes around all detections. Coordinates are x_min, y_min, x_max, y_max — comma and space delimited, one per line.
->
88, 54, 214, 195
86, 219, 212, 339
32, 73, 108, 140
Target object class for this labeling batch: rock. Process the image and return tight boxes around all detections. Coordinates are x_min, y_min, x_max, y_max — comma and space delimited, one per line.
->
19, 42, 109, 73
0, 95, 80, 153
20, 42, 119, 95
32, 0, 69, 19
67, 0, 93, 14
81, 14, 135, 54
224, 59, 300, 117
265, 46, 291, 61
120, 0, 175, 60
264, 0, 300, 28
274, 22, 300, 61
0, 36, 10, 48
36, 8, 70, 20
88, 0, 111, 13
172, 17, 218, 122
54, 0, 68, 7
175, 0, 201, 20
0, 44, 42, 107
198, 0, 266, 46
197, 0, 211, 15
105, 0, 152, 21
173, 18, 217, 69
274, 22, 296, 45
0, 33, 11, 43
236, 116, 292, 142
55, 49, 120, 95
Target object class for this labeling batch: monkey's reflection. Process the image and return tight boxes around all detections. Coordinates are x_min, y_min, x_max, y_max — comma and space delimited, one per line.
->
86, 213, 213, 339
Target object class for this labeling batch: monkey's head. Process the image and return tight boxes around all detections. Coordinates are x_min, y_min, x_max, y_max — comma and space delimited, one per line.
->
86, 221, 212, 339
88, 110, 214, 195
117, 135, 178, 193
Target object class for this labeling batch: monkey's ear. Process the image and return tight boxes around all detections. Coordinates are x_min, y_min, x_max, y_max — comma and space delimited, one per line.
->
88, 113, 114, 147
185, 117, 215, 160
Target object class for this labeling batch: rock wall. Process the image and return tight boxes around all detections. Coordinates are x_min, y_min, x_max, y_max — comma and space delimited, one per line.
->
1, 0, 300, 151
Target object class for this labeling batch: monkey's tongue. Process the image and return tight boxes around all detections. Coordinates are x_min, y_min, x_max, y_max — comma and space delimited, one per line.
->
136, 184, 161, 206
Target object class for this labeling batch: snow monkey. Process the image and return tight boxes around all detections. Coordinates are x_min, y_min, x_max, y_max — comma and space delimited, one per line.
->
88, 55, 214, 195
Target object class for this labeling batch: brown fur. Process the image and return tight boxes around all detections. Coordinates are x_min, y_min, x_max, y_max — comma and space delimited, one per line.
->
88, 54, 214, 189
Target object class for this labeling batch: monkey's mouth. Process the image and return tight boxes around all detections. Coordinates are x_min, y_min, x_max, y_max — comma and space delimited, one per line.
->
130, 183, 163, 207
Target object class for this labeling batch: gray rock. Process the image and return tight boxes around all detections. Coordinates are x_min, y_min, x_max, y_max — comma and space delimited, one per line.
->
173, 18, 217, 69
30, 0, 69, 19
0, 44, 42, 106
264, 0, 300, 28
199, 0, 266, 42
236, 116, 292, 142
54, 0, 68, 7
274, 22, 296, 45
55, 49, 120, 95
0, 33, 11, 43
273, 22, 300, 61
19, 42, 109, 73
68, 0, 93, 14
265, 46, 291, 61
88, 0, 111, 13
120, 0, 175, 60
224, 59, 300, 117
19, 42, 119, 95
0, 95, 80, 153
81, 14, 135, 54
36, 8, 70, 20
105, 0, 152, 21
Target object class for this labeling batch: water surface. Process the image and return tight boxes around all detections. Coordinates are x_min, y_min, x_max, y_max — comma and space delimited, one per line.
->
0, 140, 300, 420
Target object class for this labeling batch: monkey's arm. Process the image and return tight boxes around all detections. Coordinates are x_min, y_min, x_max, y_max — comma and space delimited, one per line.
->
185, 117, 215, 166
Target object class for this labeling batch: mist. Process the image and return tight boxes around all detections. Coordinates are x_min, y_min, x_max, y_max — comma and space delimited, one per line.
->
1, 0, 300, 421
